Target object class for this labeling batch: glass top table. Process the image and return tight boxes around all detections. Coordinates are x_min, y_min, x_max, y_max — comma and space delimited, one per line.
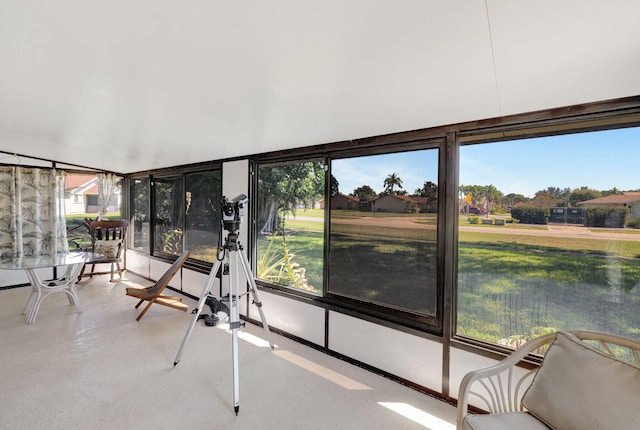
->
0, 252, 105, 270
0, 252, 106, 324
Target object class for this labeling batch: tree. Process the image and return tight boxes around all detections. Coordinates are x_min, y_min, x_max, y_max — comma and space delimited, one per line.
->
383, 173, 403, 195
538, 186, 571, 201
352, 185, 377, 202
330, 174, 339, 197
531, 191, 556, 207
504, 193, 529, 207
415, 181, 438, 211
602, 187, 624, 197
568, 187, 602, 207
484, 184, 503, 214
459, 184, 486, 207
415, 181, 438, 200
257, 162, 325, 234
459, 184, 502, 213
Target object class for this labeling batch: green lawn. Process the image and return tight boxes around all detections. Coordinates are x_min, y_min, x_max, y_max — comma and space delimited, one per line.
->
460, 231, 640, 258
274, 214, 640, 342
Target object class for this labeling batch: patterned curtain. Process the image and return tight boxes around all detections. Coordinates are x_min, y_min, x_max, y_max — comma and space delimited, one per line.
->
0, 167, 68, 258
97, 173, 116, 220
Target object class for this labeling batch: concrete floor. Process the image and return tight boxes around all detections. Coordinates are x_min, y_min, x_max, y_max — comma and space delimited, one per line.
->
0, 272, 456, 430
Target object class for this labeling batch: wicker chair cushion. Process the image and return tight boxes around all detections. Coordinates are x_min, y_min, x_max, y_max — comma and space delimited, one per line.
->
522, 330, 640, 430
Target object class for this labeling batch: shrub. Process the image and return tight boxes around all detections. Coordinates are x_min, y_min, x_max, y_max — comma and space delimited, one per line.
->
468, 216, 480, 224
510, 206, 549, 224
584, 206, 629, 228
257, 234, 313, 291
627, 218, 640, 229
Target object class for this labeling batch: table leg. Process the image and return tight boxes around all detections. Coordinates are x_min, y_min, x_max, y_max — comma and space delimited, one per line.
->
23, 263, 85, 324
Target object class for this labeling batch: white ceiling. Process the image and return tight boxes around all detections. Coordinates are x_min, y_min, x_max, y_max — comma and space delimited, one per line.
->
1, 0, 639, 173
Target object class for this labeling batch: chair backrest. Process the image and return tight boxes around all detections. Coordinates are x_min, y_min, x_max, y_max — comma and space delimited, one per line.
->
147, 250, 192, 295
90, 219, 130, 259
456, 330, 640, 427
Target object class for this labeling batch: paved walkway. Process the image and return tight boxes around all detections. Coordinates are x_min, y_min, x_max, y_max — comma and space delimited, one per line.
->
292, 215, 640, 242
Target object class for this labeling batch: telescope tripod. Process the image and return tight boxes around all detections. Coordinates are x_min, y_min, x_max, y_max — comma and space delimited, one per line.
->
174, 231, 274, 415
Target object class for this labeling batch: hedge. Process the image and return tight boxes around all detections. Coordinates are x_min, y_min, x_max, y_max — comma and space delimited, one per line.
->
510, 206, 549, 224
584, 206, 629, 228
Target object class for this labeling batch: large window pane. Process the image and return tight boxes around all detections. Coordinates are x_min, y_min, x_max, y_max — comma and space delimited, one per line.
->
185, 171, 221, 262
256, 160, 325, 293
154, 176, 184, 255
131, 178, 150, 251
329, 149, 439, 316
457, 127, 640, 345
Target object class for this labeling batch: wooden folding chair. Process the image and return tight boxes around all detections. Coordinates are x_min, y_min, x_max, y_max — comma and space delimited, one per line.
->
125, 250, 191, 321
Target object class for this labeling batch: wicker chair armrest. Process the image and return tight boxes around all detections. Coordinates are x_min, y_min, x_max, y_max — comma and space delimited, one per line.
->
456, 333, 556, 428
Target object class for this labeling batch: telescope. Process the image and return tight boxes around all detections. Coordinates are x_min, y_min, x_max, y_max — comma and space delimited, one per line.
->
221, 194, 247, 233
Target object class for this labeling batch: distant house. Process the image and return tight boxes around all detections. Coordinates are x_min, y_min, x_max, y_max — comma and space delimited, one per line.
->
411, 196, 432, 213
578, 192, 640, 220
65, 175, 120, 214
373, 194, 426, 213
329, 193, 360, 210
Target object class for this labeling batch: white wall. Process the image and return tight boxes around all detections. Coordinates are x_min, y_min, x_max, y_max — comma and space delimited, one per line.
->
257, 289, 326, 347
329, 311, 443, 392
0, 268, 33, 287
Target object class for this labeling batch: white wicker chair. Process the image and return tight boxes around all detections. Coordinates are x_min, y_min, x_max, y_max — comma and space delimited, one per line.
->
456, 330, 640, 429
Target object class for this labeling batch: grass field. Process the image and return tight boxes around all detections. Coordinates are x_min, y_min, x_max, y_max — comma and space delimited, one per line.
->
272, 212, 640, 341
460, 231, 640, 258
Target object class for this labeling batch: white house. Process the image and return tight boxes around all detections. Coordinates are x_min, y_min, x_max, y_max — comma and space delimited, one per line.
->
65, 175, 120, 215
578, 192, 640, 220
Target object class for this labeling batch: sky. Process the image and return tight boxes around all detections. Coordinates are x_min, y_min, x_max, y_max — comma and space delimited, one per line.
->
332, 127, 640, 198
332, 150, 439, 195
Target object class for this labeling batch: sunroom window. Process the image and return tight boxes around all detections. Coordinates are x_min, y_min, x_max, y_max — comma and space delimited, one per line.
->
256, 160, 325, 293
457, 126, 640, 346
328, 148, 440, 319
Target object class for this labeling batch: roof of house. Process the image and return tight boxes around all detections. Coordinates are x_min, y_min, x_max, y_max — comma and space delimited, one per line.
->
65, 175, 97, 194
376, 194, 421, 203
578, 192, 640, 205
333, 193, 359, 202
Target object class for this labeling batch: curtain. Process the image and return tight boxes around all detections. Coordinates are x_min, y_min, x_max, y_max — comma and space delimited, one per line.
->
97, 173, 116, 220
0, 167, 68, 258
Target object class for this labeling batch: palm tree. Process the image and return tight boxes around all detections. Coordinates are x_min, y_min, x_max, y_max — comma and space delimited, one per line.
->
383, 173, 403, 195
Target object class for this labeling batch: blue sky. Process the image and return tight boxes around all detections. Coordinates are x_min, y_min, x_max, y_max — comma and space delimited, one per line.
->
461, 127, 640, 197
332, 127, 639, 198
332, 150, 439, 195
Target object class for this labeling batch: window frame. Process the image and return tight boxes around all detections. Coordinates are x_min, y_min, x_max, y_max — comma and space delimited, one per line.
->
451, 112, 640, 351
250, 156, 328, 298
251, 138, 447, 333
249, 98, 640, 345
128, 163, 222, 272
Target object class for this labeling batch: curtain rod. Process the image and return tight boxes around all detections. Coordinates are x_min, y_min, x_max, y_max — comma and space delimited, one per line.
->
0, 150, 120, 175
